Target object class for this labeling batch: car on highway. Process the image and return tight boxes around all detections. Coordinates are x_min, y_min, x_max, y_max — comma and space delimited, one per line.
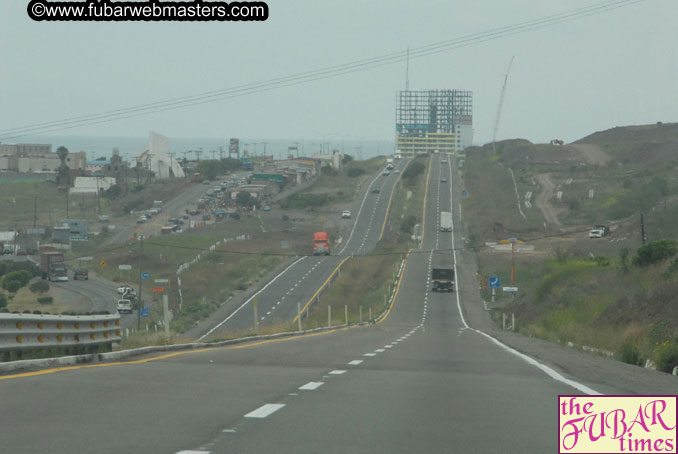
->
342, 210, 351, 218
382, 170, 390, 176
116, 299, 133, 314
441, 159, 447, 163
73, 268, 88, 280
371, 187, 381, 193
441, 178, 447, 183
136, 216, 146, 224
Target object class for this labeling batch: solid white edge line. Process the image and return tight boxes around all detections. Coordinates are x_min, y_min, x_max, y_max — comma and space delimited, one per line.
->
244, 403, 286, 418
198, 256, 307, 340
445, 156, 600, 395
338, 168, 383, 255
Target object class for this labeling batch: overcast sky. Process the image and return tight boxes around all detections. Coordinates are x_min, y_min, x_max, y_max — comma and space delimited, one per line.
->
1, 0, 676, 145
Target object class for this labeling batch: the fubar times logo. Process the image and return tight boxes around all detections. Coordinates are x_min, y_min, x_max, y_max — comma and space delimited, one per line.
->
559, 396, 677, 453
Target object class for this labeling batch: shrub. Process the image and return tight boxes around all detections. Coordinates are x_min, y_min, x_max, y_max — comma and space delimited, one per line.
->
0, 293, 7, 309
37, 296, 54, 305
655, 342, 678, 373
3, 280, 21, 293
402, 161, 425, 183
347, 167, 365, 177
632, 239, 678, 267
3, 270, 33, 287
29, 280, 50, 294
320, 166, 338, 176
400, 215, 417, 234
229, 212, 241, 220
618, 340, 642, 366
593, 256, 610, 267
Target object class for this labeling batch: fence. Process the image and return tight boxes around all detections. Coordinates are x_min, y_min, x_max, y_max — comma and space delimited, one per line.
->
0, 313, 121, 361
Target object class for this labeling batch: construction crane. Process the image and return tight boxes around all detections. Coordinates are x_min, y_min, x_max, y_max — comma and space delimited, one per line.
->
491, 56, 515, 153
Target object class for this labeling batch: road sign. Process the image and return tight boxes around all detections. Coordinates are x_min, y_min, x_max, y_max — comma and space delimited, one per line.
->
79, 256, 93, 261
461, 189, 467, 197
142, 272, 149, 280
140, 306, 149, 317
152, 287, 165, 293
118, 264, 132, 270
502, 287, 518, 292
70, 234, 89, 242
489, 277, 500, 288
154, 278, 169, 284
100, 260, 106, 267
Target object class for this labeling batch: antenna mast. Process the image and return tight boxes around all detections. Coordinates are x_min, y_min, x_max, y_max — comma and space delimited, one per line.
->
491, 56, 515, 153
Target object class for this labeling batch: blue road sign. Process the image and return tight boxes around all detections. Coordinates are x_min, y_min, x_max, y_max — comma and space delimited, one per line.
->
140, 306, 149, 318
462, 189, 468, 197
489, 277, 500, 288
142, 272, 149, 280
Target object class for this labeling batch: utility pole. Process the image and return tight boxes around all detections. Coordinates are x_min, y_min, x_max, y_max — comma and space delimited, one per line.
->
33, 196, 38, 228
137, 235, 144, 330
640, 213, 646, 245
95, 175, 101, 214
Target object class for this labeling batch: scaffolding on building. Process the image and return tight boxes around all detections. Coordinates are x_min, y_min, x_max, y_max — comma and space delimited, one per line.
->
395, 90, 472, 154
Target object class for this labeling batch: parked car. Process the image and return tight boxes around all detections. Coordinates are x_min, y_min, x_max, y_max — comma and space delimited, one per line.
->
263, 205, 271, 211
342, 210, 351, 219
73, 268, 88, 280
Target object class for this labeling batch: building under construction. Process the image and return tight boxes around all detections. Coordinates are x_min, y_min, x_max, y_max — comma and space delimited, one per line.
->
395, 90, 473, 154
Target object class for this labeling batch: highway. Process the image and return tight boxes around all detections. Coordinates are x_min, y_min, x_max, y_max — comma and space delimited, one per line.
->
191, 158, 408, 339
1, 154, 676, 454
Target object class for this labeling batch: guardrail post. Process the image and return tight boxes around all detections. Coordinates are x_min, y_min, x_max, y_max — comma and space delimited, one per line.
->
502, 313, 506, 330
297, 303, 302, 332
345, 305, 348, 325
369, 307, 372, 321
359, 306, 362, 323
328, 305, 331, 328
512, 313, 515, 331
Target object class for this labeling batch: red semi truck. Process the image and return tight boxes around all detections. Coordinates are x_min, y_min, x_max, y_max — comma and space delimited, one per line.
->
40, 250, 68, 281
313, 232, 330, 256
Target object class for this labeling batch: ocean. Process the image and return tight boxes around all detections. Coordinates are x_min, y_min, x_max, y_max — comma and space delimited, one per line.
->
10, 135, 395, 163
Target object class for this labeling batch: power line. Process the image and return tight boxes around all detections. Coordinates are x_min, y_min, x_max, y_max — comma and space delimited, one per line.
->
0, 0, 644, 140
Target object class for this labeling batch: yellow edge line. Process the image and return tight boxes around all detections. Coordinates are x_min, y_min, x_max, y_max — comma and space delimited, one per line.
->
420, 155, 432, 247
292, 255, 351, 323
376, 249, 412, 325
378, 159, 411, 241
0, 325, 358, 381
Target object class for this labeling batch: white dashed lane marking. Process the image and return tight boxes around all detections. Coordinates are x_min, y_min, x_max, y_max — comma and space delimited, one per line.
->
329, 370, 347, 375
299, 382, 324, 390
348, 360, 363, 365
244, 404, 286, 418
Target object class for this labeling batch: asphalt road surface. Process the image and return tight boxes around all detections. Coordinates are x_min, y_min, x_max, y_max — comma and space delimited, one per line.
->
190, 159, 408, 340
1, 154, 676, 454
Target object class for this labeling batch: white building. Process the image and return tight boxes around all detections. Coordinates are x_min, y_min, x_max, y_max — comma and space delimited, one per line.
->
70, 176, 116, 194
136, 131, 185, 179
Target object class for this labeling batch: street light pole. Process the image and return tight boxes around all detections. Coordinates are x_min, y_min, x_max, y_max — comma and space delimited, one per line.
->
137, 235, 144, 330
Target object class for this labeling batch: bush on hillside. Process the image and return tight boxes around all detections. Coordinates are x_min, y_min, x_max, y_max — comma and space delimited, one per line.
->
402, 161, 425, 183
0, 293, 7, 309
655, 342, 678, 373
29, 280, 50, 294
632, 239, 678, 267
2, 280, 21, 293
618, 340, 642, 366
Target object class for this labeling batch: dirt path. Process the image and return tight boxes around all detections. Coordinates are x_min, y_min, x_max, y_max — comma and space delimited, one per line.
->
534, 173, 561, 226
567, 143, 612, 166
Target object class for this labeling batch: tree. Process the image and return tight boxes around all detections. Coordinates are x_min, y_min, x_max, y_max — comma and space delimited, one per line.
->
0, 293, 7, 309
56, 146, 71, 186
3, 270, 33, 288
3, 280, 21, 293
633, 239, 678, 267
236, 191, 260, 209
102, 184, 123, 199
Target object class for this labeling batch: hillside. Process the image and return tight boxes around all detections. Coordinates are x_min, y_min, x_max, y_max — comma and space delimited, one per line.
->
461, 123, 678, 374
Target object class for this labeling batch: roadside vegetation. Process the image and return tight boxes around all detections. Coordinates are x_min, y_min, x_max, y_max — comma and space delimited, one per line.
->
463, 122, 678, 374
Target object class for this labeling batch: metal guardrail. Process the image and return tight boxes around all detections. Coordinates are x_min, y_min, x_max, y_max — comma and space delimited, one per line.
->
0, 313, 121, 357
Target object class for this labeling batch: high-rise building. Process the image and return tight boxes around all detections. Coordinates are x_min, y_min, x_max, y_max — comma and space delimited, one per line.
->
396, 90, 473, 154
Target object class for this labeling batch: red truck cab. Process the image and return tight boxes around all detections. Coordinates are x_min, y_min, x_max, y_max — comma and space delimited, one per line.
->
313, 232, 330, 256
